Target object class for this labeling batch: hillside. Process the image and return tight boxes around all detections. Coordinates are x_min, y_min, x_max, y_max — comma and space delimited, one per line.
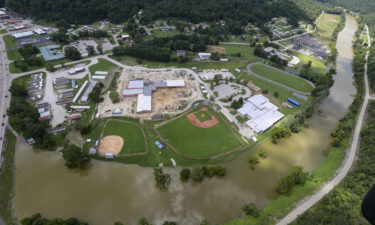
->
6, 0, 311, 26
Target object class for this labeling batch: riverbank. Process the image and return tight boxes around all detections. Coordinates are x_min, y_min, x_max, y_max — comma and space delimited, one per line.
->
223, 14, 359, 225
0, 130, 16, 225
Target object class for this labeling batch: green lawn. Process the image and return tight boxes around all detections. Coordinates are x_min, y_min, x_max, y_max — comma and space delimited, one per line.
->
9, 61, 44, 74
157, 107, 244, 159
102, 120, 147, 154
194, 110, 212, 123
249, 64, 314, 92
0, 29, 7, 34
293, 51, 327, 74
316, 13, 341, 43
6, 49, 22, 61
221, 44, 263, 62
89, 58, 118, 74
3, 35, 17, 49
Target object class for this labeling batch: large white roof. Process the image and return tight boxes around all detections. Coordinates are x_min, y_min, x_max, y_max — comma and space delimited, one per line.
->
238, 95, 284, 133
128, 80, 144, 89
12, 31, 34, 39
137, 94, 152, 113
123, 89, 143, 96
166, 80, 185, 87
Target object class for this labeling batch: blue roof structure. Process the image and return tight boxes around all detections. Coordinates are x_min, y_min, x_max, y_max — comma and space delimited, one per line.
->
39, 45, 65, 61
287, 98, 301, 107
71, 80, 76, 88
155, 141, 164, 149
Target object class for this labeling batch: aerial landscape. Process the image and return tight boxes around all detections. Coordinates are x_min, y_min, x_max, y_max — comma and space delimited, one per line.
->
0, 0, 375, 225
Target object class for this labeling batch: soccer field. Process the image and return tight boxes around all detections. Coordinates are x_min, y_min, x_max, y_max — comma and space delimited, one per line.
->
157, 107, 244, 159
102, 120, 147, 155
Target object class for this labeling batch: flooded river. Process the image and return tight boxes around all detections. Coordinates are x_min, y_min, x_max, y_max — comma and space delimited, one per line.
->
12, 15, 357, 225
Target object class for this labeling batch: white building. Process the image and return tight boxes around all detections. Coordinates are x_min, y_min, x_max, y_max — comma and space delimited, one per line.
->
288, 56, 301, 67
198, 53, 212, 60
12, 31, 34, 39
136, 94, 152, 113
238, 95, 284, 133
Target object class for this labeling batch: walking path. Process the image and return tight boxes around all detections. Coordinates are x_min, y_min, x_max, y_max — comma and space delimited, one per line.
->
246, 62, 313, 95
276, 47, 371, 225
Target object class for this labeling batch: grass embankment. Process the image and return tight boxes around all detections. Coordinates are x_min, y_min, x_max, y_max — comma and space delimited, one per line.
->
89, 58, 118, 74
102, 120, 147, 154
316, 13, 341, 43
249, 64, 314, 92
157, 107, 244, 159
0, 130, 17, 225
293, 51, 327, 74
3, 35, 17, 49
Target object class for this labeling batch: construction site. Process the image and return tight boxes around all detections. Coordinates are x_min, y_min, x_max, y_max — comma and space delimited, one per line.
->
97, 68, 201, 119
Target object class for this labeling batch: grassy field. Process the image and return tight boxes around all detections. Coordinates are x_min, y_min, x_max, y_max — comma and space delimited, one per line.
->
0, 29, 7, 34
249, 64, 314, 92
89, 58, 118, 74
6, 49, 22, 61
233, 71, 310, 116
9, 61, 44, 74
293, 51, 327, 74
102, 120, 147, 154
316, 13, 341, 43
3, 35, 17, 49
157, 107, 244, 159
221, 44, 263, 62
0, 130, 17, 225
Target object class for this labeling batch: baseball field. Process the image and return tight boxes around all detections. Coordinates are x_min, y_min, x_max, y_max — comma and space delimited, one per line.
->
157, 106, 244, 159
101, 119, 147, 155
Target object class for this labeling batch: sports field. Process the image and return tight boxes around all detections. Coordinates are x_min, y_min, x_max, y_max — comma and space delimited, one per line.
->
316, 13, 341, 42
157, 107, 244, 159
249, 64, 314, 92
102, 120, 147, 155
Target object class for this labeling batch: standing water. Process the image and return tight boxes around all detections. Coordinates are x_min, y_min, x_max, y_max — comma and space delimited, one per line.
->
13, 15, 357, 225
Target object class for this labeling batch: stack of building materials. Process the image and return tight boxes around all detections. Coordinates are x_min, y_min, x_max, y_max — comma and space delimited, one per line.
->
92, 71, 109, 80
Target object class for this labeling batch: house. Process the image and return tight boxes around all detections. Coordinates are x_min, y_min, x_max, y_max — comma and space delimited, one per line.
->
288, 56, 301, 67
198, 53, 212, 61
238, 95, 284, 133
121, 34, 130, 41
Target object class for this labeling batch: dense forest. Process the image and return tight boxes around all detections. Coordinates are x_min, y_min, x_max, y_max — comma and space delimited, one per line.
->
5, 0, 311, 26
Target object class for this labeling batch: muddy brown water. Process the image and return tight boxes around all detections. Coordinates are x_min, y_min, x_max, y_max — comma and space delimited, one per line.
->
12, 15, 357, 225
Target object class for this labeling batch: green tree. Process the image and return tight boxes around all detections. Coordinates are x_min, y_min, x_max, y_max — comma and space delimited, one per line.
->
61, 144, 91, 169
153, 168, 171, 188
242, 202, 260, 217
138, 217, 152, 225
191, 166, 205, 182
65, 46, 82, 60
180, 168, 191, 181
86, 45, 96, 56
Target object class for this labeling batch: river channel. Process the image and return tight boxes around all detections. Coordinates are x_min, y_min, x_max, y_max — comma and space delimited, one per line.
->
12, 15, 357, 225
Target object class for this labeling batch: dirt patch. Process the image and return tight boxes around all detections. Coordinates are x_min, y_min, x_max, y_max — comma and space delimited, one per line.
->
98, 135, 124, 156
208, 45, 227, 54
186, 110, 219, 128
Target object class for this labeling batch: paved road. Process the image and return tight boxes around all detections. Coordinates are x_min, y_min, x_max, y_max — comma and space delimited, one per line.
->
276, 48, 371, 225
246, 62, 313, 96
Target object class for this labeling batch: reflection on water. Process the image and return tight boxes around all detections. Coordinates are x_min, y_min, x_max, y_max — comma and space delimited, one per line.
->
13, 15, 357, 225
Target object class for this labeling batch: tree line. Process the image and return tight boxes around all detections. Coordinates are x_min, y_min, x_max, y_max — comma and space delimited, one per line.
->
6, 0, 311, 29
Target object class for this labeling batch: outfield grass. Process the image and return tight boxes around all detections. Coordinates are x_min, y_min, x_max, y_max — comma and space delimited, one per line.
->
157, 107, 244, 159
249, 64, 314, 92
293, 51, 327, 74
3, 35, 17, 49
89, 58, 118, 74
316, 13, 341, 43
102, 120, 147, 154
